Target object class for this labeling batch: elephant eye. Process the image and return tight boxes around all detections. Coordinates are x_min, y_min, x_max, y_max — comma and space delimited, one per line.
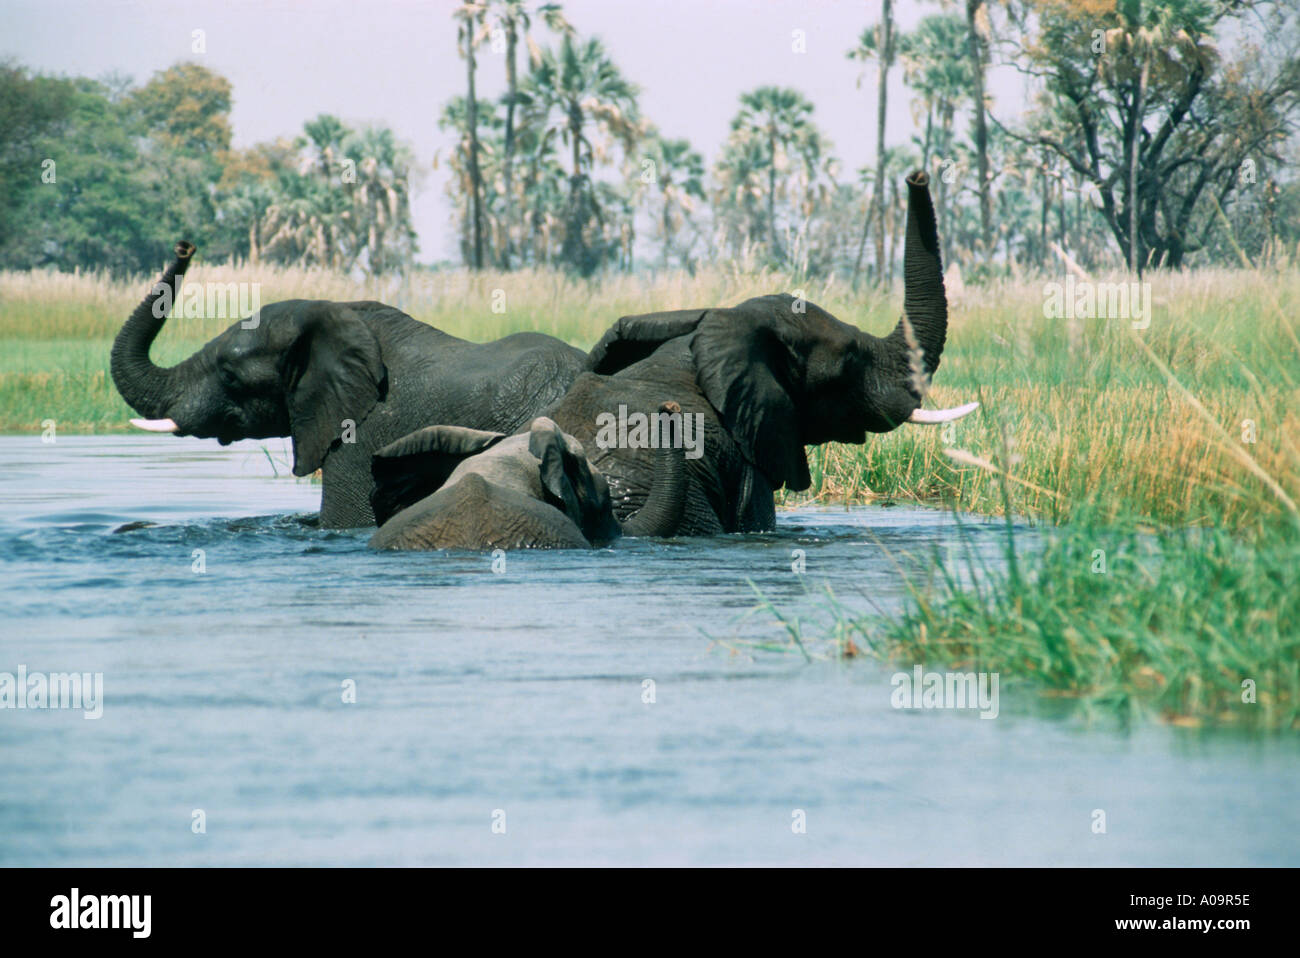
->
217, 362, 241, 390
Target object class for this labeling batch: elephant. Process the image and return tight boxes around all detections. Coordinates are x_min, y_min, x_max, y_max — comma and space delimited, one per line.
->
535, 171, 976, 536
367, 403, 688, 550
111, 242, 588, 528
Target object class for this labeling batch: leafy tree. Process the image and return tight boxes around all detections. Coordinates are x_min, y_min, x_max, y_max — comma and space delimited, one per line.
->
847, 0, 893, 284
484, 1, 571, 267
126, 61, 232, 156
438, 95, 506, 266
0, 64, 75, 266
965, 0, 993, 261
717, 86, 828, 267
518, 34, 641, 275
18, 77, 161, 272
453, 2, 488, 269
642, 133, 705, 268
895, 13, 972, 265
1009, 0, 1300, 269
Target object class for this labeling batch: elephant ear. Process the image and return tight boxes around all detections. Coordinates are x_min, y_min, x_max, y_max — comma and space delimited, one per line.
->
370, 425, 506, 526
529, 417, 589, 526
528, 417, 619, 542
282, 302, 388, 476
690, 302, 811, 493
587, 308, 708, 374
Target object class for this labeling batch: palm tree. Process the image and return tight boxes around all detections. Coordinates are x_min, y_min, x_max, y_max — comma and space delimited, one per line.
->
342, 126, 416, 276
511, 90, 566, 265
437, 96, 503, 267
712, 133, 770, 261
728, 86, 824, 264
301, 114, 350, 268
484, 1, 571, 268
848, 0, 893, 286
966, 0, 993, 262
644, 133, 705, 268
520, 34, 641, 274
453, 2, 488, 270
896, 14, 972, 264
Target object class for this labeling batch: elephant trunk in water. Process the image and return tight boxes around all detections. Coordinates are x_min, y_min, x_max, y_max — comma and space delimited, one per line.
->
621, 401, 689, 538
110, 241, 197, 422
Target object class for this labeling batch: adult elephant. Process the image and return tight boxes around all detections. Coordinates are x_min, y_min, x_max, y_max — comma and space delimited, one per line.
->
367, 404, 688, 551
111, 242, 587, 527
541, 171, 976, 535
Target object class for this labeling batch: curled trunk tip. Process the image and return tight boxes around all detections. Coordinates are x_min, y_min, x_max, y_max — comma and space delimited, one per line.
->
110, 240, 199, 419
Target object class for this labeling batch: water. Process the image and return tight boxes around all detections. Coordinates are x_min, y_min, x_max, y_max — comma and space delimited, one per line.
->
1, 435, 1296, 866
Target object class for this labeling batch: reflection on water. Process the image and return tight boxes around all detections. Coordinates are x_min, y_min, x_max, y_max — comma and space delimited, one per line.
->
0, 436, 1295, 865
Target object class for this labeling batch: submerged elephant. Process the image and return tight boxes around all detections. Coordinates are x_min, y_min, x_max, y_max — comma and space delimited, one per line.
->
539, 171, 976, 535
111, 242, 587, 528
368, 403, 687, 550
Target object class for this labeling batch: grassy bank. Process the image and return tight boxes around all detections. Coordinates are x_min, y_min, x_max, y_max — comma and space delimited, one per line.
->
2, 261, 1296, 725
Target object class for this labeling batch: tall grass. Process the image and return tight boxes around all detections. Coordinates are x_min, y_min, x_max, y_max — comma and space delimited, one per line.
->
792, 268, 1297, 727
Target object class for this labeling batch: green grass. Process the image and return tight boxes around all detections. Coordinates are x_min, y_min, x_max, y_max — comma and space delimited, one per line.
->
757, 503, 1299, 729
2, 260, 1297, 726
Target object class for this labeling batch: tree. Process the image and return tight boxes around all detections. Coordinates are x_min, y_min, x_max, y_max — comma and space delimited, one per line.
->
15, 76, 162, 272
299, 114, 351, 268
965, 0, 993, 261
519, 34, 641, 275
895, 13, 972, 265
437, 95, 506, 266
343, 126, 417, 275
0, 64, 75, 266
484, 1, 571, 267
848, 0, 893, 285
453, 3, 488, 269
127, 62, 232, 156
643, 133, 705, 268
725, 86, 826, 265
1008, 0, 1300, 269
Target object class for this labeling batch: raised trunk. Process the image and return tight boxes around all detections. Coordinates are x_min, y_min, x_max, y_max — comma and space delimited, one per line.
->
110, 241, 197, 419
621, 402, 688, 538
889, 172, 948, 376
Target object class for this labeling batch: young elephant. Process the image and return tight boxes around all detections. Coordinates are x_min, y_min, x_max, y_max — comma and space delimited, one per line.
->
368, 403, 687, 551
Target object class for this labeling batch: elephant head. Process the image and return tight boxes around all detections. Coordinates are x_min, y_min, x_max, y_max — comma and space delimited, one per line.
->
368, 403, 688, 550
583, 171, 975, 494
111, 241, 388, 477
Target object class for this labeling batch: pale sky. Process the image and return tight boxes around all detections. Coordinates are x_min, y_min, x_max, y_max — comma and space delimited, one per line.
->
2, 0, 1029, 263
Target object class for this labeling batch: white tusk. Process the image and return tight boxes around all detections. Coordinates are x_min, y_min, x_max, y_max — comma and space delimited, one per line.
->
129, 418, 179, 433
908, 401, 980, 424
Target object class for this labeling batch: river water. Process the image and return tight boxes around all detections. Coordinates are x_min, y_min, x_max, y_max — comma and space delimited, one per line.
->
0, 435, 1295, 865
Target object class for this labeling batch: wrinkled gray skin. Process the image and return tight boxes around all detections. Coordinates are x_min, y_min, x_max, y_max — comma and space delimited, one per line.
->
110, 243, 587, 529
540, 171, 952, 535
368, 407, 687, 551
